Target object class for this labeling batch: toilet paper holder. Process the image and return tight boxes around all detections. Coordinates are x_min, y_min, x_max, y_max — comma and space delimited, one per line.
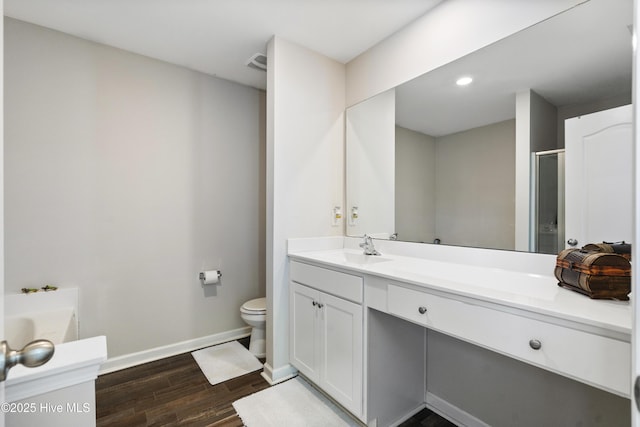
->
199, 270, 222, 285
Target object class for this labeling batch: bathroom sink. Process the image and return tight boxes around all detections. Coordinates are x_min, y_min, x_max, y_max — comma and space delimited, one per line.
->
341, 252, 392, 266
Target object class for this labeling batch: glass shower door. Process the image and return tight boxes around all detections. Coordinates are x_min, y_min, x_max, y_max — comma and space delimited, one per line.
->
532, 149, 565, 254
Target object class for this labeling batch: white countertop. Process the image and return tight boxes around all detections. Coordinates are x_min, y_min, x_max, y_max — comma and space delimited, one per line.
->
288, 247, 632, 338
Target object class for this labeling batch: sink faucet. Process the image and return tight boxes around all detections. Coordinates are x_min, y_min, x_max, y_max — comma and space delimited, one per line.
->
360, 235, 381, 256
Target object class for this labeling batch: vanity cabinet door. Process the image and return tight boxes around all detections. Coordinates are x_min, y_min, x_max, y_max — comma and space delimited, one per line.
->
289, 281, 364, 418
320, 292, 363, 417
290, 282, 321, 382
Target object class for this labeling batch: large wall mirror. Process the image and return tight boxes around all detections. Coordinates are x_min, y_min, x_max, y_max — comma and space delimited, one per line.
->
346, 0, 632, 253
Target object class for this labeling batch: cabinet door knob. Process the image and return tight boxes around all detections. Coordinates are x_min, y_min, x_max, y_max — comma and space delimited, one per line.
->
317, 303, 324, 309
418, 306, 427, 314
312, 301, 317, 307
529, 339, 542, 350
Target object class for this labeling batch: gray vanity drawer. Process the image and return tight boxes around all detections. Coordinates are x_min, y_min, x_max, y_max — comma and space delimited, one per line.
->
290, 261, 363, 303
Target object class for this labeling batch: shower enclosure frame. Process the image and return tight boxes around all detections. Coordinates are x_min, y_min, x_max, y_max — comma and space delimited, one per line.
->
530, 149, 565, 254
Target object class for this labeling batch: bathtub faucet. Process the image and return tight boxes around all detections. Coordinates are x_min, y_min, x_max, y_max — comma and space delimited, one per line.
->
360, 234, 381, 256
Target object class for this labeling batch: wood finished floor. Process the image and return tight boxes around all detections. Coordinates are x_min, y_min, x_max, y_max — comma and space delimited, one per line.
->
96, 341, 456, 427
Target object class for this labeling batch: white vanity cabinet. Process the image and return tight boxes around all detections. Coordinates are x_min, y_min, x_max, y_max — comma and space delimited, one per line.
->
289, 261, 364, 418
288, 243, 632, 426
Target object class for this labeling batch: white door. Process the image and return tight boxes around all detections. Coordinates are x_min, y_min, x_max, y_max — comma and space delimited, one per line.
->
633, 4, 640, 422
0, 2, 5, 424
564, 104, 633, 249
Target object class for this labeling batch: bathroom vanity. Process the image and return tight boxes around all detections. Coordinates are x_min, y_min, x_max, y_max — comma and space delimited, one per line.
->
287, 237, 631, 426
289, 261, 363, 416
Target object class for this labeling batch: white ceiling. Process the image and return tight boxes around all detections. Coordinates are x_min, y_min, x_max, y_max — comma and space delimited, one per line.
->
4, 0, 444, 90
6, 0, 630, 137
395, 0, 633, 137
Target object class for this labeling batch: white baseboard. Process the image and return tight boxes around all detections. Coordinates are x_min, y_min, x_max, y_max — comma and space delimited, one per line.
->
387, 403, 427, 427
426, 392, 490, 427
261, 362, 298, 385
99, 327, 252, 374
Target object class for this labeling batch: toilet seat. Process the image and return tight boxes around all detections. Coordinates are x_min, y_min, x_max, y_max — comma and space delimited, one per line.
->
241, 297, 266, 313
240, 297, 266, 357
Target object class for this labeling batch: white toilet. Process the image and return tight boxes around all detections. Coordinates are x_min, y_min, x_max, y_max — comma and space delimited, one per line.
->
240, 297, 266, 358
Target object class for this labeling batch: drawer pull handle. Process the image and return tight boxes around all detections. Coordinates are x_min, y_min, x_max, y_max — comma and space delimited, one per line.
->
418, 306, 427, 314
529, 339, 542, 350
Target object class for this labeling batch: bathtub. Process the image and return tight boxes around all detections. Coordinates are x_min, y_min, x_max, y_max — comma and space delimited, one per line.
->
6, 306, 78, 349
4, 288, 107, 405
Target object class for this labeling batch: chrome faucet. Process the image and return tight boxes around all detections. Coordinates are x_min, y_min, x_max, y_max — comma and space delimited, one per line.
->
360, 234, 381, 256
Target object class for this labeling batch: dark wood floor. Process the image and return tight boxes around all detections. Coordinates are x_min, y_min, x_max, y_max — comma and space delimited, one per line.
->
96, 350, 268, 426
400, 409, 457, 427
96, 340, 456, 426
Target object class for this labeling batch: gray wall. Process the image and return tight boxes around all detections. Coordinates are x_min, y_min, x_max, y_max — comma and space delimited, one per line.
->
395, 126, 436, 243
435, 119, 515, 250
529, 90, 558, 153
4, 18, 265, 358
395, 120, 515, 250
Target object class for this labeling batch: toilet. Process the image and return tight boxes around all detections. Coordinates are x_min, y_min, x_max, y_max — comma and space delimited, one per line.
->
240, 297, 266, 357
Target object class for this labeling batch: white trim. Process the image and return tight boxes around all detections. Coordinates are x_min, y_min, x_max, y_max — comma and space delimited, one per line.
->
260, 361, 297, 385
388, 403, 426, 427
99, 327, 251, 374
426, 392, 491, 427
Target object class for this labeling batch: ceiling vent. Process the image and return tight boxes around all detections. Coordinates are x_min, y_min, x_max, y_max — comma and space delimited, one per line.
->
246, 53, 267, 72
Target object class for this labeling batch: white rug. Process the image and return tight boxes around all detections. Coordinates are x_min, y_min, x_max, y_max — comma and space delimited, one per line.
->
191, 340, 263, 386
233, 376, 359, 427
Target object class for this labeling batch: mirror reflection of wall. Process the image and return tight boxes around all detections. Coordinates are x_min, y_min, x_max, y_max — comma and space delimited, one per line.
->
395, 120, 515, 249
394, 126, 435, 244
346, 89, 395, 238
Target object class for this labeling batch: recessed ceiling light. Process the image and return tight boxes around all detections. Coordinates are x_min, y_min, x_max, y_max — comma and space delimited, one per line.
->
456, 76, 473, 86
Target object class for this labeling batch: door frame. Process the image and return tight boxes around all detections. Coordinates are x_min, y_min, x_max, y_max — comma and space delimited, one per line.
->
1, 1, 6, 424
632, 0, 639, 425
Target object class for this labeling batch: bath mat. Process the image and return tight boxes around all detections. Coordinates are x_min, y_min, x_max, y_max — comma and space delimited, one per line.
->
232, 376, 359, 427
191, 340, 263, 386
